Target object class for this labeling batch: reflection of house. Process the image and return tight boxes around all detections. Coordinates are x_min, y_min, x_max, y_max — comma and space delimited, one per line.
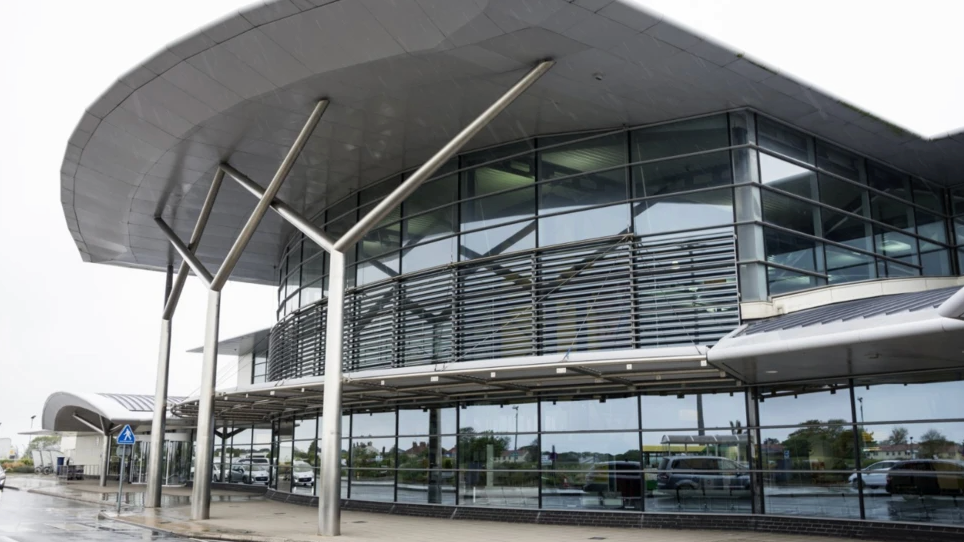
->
866, 444, 963, 461
865, 445, 914, 461
404, 441, 427, 457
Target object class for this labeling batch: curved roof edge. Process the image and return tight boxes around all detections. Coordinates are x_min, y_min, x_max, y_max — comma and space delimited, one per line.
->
42, 392, 187, 432
60, 0, 964, 284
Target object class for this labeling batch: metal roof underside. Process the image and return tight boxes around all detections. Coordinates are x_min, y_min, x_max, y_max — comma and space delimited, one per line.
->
186, 328, 270, 355
739, 286, 961, 336
60, 0, 964, 285
172, 346, 736, 423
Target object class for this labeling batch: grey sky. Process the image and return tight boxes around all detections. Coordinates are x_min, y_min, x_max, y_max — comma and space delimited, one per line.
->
1, 0, 961, 451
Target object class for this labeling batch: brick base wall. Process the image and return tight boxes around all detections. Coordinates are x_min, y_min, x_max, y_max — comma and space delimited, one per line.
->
264, 490, 964, 541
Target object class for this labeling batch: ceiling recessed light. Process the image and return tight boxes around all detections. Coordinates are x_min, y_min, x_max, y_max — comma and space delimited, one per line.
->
766, 370, 778, 374
556, 367, 567, 374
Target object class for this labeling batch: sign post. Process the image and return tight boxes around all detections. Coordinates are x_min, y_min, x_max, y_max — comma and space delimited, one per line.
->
115, 425, 136, 515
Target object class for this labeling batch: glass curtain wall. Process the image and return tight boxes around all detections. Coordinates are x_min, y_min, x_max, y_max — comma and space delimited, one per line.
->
276, 111, 956, 316
751, 114, 954, 296
262, 373, 964, 526
275, 114, 739, 319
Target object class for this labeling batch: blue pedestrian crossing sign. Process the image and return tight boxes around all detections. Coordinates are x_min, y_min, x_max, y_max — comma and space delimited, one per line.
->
116, 424, 136, 445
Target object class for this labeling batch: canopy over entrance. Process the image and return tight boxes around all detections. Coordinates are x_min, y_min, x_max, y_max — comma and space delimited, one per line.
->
709, 282, 964, 385
42, 392, 187, 433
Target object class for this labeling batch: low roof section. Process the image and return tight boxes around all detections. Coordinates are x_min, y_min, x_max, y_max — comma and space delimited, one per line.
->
710, 278, 964, 385
42, 392, 188, 433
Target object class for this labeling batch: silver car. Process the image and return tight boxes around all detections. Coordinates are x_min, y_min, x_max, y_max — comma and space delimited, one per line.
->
849, 460, 900, 489
0, 464, 6, 490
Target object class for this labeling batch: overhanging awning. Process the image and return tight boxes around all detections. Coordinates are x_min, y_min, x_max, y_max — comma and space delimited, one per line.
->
172, 345, 741, 423
709, 285, 964, 384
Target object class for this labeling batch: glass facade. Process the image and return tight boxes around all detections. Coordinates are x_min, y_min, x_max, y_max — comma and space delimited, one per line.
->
276, 111, 957, 316
232, 373, 964, 525
241, 110, 964, 528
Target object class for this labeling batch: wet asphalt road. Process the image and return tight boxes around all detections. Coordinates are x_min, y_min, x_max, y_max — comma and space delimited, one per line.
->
0, 489, 181, 542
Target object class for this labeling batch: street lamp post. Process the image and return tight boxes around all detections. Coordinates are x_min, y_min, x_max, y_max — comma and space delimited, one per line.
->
29, 415, 36, 450
511, 407, 519, 453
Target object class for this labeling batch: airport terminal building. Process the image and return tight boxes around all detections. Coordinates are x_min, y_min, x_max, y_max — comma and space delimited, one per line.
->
58, 0, 964, 536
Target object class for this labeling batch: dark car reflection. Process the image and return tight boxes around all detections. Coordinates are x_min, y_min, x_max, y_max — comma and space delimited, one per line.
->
886, 460, 964, 496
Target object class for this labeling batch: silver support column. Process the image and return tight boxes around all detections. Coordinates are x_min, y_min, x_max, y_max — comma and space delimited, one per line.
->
319, 250, 346, 536
318, 60, 554, 536
191, 289, 221, 520
746, 389, 765, 514
99, 423, 113, 487
189, 100, 327, 521
146, 265, 174, 507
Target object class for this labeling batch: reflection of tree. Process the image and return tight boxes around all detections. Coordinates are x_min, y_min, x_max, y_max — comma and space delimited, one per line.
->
780, 419, 855, 472
459, 427, 510, 463
885, 427, 909, 445
918, 428, 952, 459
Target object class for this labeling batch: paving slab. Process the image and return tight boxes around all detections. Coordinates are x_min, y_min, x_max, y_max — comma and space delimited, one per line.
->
106, 496, 889, 542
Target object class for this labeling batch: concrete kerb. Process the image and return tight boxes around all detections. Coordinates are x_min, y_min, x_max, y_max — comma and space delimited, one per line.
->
98, 510, 314, 542
25, 486, 141, 510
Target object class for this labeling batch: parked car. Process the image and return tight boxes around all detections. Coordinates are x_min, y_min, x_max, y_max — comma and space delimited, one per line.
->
656, 456, 750, 496
292, 460, 315, 487
235, 457, 271, 485
848, 460, 900, 489
0, 464, 6, 490
885, 460, 964, 496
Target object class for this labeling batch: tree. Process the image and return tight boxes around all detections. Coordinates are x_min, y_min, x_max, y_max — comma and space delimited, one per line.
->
24, 435, 60, 456
918, 429, 952, 459
887, 427, 909, 446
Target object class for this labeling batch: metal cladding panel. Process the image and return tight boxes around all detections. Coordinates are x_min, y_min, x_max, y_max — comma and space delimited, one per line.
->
61, 0, 964, 285
265, 231, 739, 379
740, 286, 961, 337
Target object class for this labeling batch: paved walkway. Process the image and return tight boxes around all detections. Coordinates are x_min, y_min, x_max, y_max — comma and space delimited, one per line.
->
7, 475, 888, 542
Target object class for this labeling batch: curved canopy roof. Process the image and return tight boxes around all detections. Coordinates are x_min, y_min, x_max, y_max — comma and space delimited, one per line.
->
42, 392, 187, 432
61, 0, 964, 285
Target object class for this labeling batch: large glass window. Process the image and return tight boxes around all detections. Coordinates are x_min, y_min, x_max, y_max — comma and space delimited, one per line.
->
631, 115, 729, 163
634, 151, 732, 198
634, 188, 733, 236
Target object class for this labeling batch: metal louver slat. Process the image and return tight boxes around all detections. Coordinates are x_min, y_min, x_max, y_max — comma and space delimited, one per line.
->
265, 230, 740, 379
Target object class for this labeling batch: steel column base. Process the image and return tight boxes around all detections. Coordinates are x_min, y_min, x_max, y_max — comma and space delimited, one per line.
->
191, 289, 221, 520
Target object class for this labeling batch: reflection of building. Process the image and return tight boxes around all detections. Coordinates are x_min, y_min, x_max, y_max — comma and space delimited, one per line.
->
58, 0, 964, 535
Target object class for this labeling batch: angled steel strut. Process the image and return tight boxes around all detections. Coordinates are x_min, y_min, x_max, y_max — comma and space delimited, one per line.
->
151, 99, 328, 519
221, 60, 554, 536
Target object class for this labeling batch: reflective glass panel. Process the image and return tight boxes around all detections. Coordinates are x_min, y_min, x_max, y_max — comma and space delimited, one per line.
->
634, 151, 732, 198
401, 236, 457, 274
760, 154, 817, 198
821, 209, 874, 252
540, 132, 627, 181
921, 250, 952, 276
631, 115, 729, 163
874, 226, 917, 258
634, 188, 733, 236
868, 163, 911, 202
462, 188, 535, 231
825, 245, 876, 284
916, 210, 948, 249
910, 177, 945, 213
459, 402, 538, 435
542, 396, 638, 431
816, 142, 864, 182
352, 410, 397, 438
757, 116, 811, 163
819, 174, 868, 216
761, 189, 818, 236
539, 203, 630, 246
460, 221, 535, 260
765, 228, 818, 271
641, 393, 746, 431
768, 266, 823, 295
